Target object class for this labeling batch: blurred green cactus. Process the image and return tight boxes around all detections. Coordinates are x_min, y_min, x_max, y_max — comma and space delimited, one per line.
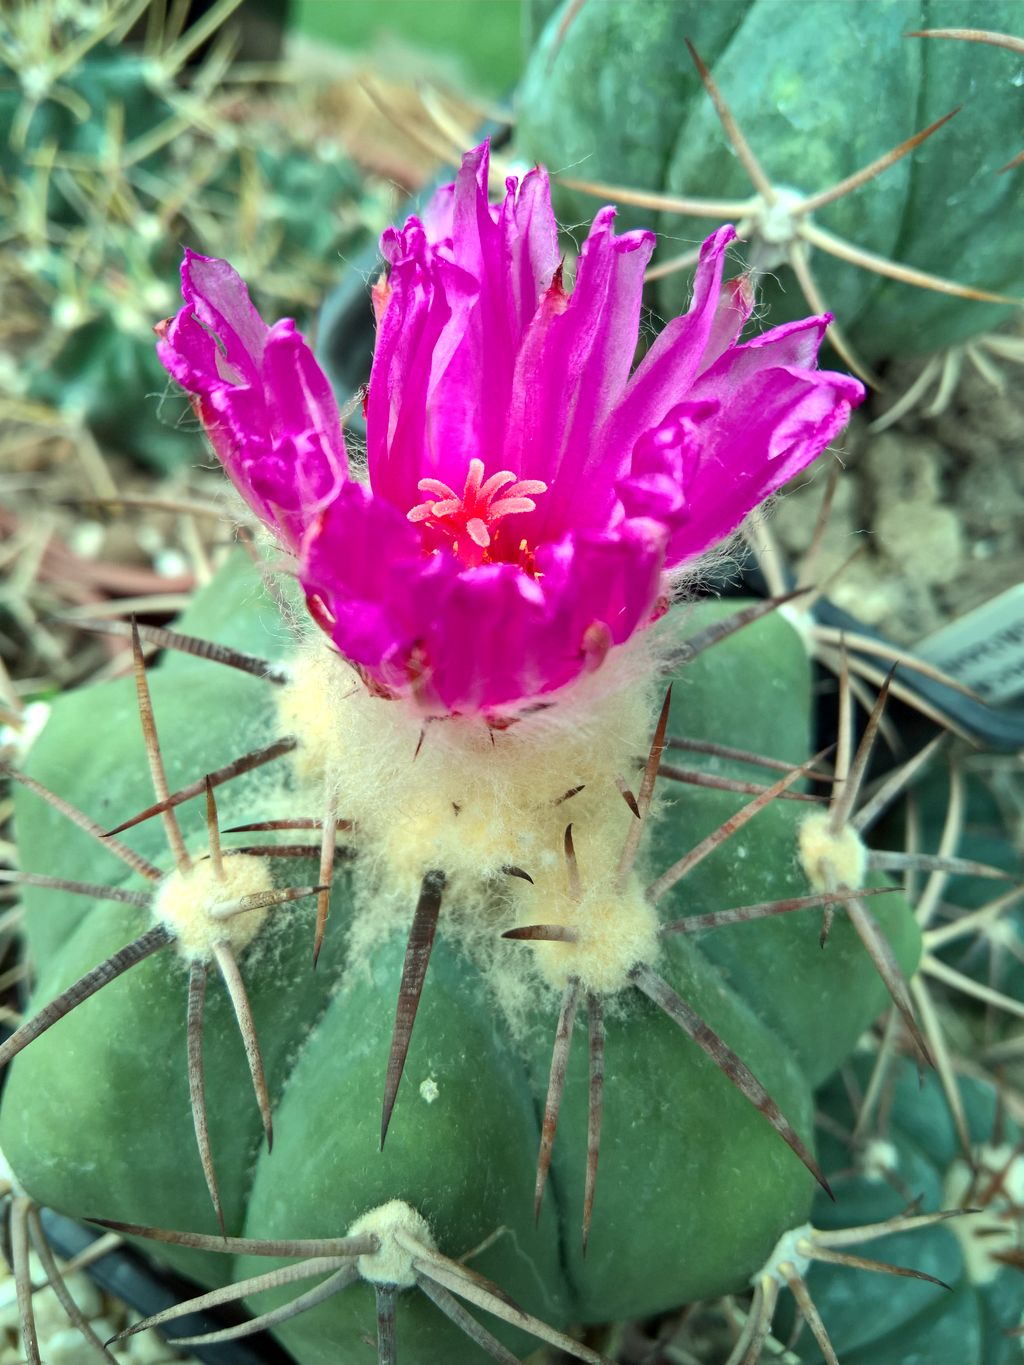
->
792, 1059, 1024, 1364
0, 551, 928, 1362
0, 0, 389, 470
518, 0, 1024, 371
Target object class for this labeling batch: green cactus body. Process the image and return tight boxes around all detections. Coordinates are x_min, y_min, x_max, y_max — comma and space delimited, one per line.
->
788, 1060, 1024, 1364
518, 0, 1024, 361
0, 554, 922, 1361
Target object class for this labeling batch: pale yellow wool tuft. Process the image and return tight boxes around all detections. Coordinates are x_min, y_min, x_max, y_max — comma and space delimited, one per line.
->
277, 636, 658, 897
797, 811, 867, 892
348, 1199, 436, 1287
153, 854, 273, 961
514, 835, 662, 993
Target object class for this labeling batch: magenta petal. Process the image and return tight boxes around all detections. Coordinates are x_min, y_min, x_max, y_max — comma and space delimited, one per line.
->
300, 482, 425, 672
409, 565, 554, 712
598, 225, 743, 467
506, 210, 656, 539
540, 522, 667, 649
406, 521, 666, 714
367, 218, 478, 510
156, 251, 346, 549
159, 144, 868, 717
663, 329, 864, 567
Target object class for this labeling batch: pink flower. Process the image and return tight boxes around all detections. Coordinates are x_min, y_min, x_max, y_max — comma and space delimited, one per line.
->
157, 142, 863, 717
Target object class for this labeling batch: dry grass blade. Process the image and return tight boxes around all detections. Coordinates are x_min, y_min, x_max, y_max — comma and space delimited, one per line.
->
186, 960, 223, 1234
503, 924, 579, 942
852, 734, 947, 834
89, 1219, 378, 1257
684, 38, 774, 200
105, 736, 298, 836
409, 1255, 603, 1363
0, 870, 152, 906
658, 762, 824, 804
797, 107, 960, 215
172, 1265, 360, 1347
11, 1198, 40, 1365
3, 766, 162, 882
617, 684, 670, 885
381, 870, 446, 1149
0, 925, 172, 1070
535, 976, 581, 1222
376, 1283, 397, 1365
584, 993, 605, 1256
414, 1272, 519, 1363
660, 886, 896, 935
647, 749, 829, 903
843, 890, 933, 1068
65, 492, 235, 520
71, 619, 288, 684
27, 1208, 117, 1362
809, 1243, 951, 1290
313, 788, 339, 966
130, 621, 190, 874
630, 963, 830, 1195
212, 941, 273, 1151
109, 1258, 356, 1343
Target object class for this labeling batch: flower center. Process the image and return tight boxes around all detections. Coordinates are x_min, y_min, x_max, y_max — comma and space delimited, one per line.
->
407, 458, 547, 569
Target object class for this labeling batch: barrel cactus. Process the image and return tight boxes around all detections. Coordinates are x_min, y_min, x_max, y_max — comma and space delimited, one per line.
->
1, 143, 949, 1362
517, 0, 1024, 372
788, 1059, 1024, 1364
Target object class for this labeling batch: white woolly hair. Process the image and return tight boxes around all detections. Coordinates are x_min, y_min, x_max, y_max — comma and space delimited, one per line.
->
276, 626, 674, 1021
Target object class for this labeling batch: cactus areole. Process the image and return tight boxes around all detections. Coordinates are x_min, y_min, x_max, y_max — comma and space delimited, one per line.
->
1, 142, 929, 1365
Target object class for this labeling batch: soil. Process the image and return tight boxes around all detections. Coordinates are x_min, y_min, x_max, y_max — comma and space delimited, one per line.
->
770, 322, 1024, 648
